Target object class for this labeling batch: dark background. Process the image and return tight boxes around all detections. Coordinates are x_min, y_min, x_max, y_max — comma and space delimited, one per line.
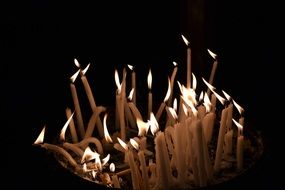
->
1, 0, 281, 189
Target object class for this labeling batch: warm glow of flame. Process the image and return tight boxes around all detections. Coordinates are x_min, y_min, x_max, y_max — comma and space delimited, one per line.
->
181, 95, 197, 117
222, 90, 231, 101
82, 63, 90, 75
192, 73, 197, 90
127, 64, 134, 70
173, 98, 177, 112
149, 112, 159, 135
81, 147, 100, 163
177, 81, 182, 94
92, 170, 97, 178
213, 91, 226, 105
60, 112, 74, 141
173, 61, 178, 66
199, 91, 204, 102
233, 119, 243, 131
128, 88, 134, 101
74, 58, 81, 68
137, 118, 149, 136
147, 69, 152, 90
168, 107, 178, 120
164, 77, 171, 102
203, 93, 211, 112
207, 49, 217, 59
110, 163, 115, 172
114, 69, 122, 92
103, 113, 113, 143
181, 85, 197, 106
181, 34, 190, 46
101, 154, 110, 166
233, 99, 244, 114
182, 103, 188, 115
95, 155, 102, 171
130, 138, 139, 150
117, 137, 128, 150
34, 126, 45, 144
70, 69, 81, 83
83, 163, 89, 173
202, 77, 216, 92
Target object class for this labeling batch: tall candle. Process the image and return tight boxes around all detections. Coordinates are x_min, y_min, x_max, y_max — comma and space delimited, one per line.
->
84, 106, 106, 139
207, 49, 218, 96
70, 69, 85, 139
181, 35, 191, 89
138, 150, 150, 190
233, 119, 244, 170
168, 61, 178, 106
65, 107, 78, 143
128, 65, 137, 105
155, 77, 171, 121
110, 163, 121, 188
147, 69, 153, 119
128, 150, 140, 190
202, 111, 215, 144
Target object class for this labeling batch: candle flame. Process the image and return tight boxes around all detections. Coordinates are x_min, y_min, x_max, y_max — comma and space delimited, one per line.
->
147, 69, 152, 90
233, 99, 244, 114
213, 91, 226, 105
207, 49, 217, 59
168, 107, 178, 120
103, 113, 113, 143
81, 146, 100, 163
114, 69, 122, 93
127, 64, 134, 70
70, 69, 81, 83
117, 137, 128, 151
180, 84, 197, 106
137, 118, 149, 136
233, 119, 243, 130
182, 103, 188, 115
192, 73, 197, 90
101, 154, 110, 166
202, 77, 216, 92
177, 81, 182, 93
74, 58, 81, 68
173, 61, 178, 66
173, 98, 177, 112
130, 138, 139, 150
110, 163, 115, 172
149, 112, 159, 135
199, 91, 204, 102
34, 126, 45, 144
92, 170, 97, 178
83, 163, 89, 173
95, 155, 102, 171
60, 112, 75, 141
181, 34, 190, 46
181, 95, 197, 117
222, 90, 231, 101
82, 63, 90, 75
164, 77, 171, 102
128, 88, 134, 101
203, 93, 211, 113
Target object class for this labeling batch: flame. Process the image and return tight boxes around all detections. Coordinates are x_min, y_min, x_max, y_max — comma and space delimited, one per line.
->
182, 103, 188, 116
60, 112, 75, 141
147, 69, 152, 90
137, 118, 149, 136
222, 90, 231, 101
199, 91, 204, 102
103, 113, 113, 143
92, 170, 97, 178
128, 88, 134, 101
203, 93, 211, 113
127, 64, 134, 70
110, 163, 115, 172
81, 146, 100, 163
82, 63, 90, 75
173, 61, 178, 66
177, 81, 182, 94
180, 84, 197, 105
181, 34, 190, 46
233, 118, 243, 132
173, 98, 177, 112
207, 49, 217, 59
114, 69, 122, 93
130, 138, 139, 150
192, 73, 197, 90
181, 95, 197, 117
164, 77, 171, 102
74, 58, 81, 68
168, 107, 178, 120
202, 77, 216, 93
233, 99, 244, 114
94, 155, 102, 171
149, 112, 159, 135
34, 126, 45, 144
70, 69, 81, 83
213, 91, 226, 105
101, 154, 110, 166
117, 137, 128, 150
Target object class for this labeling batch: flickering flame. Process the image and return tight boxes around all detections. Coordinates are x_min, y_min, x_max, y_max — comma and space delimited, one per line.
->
180, 84, 197, 105
164, 77, 171, 102
147, 69, 152, 90
103, 113, 113, 143
182, 103, 188, 116
233, 99, 244, 114
128, 88, 134, 101
168, 107, 178, 120
173, 98, 177, 112
173, 61, 178, 66
137, 118, 149, 136
213, 91, 226, 105
199, 91, 204, 102
233, 119, 243, 131
127, 64, 134, 70
130, 138, 139, 150
70, 69, 81, 83
149, 112, 159, 135
202, 77, 216, 93
181, 34, 190, 46
203, 93, 211, 113
60, 112, 75, 141
114, 69, 122, 93
74, 58, 81, 68
82, 63, 90, 75
34, 126, 45, 144
110, 163, 115, 172
207, 49, 217, 59
222, 90, 231, 101
95, 155, 102, 171
101, 154, 110, 166
192, 73, 197, 90
92, 170, 97, 179
117, 137, 128, 151
181, 95, 197, 117
177, 81, 182, 93
81, 146, 100, 163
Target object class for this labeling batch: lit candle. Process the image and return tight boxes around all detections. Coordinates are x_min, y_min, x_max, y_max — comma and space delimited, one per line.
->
110, 163, 121, 188
84, 106, 106, 138
70, 69, 85, 139
147, 69, 153, 119
128, 64, 137, 105
60, 111, 75, 141
155, 77, 171, 122
233, 119, 244, 170
65, 107, 78, 143
168, 61, 178, 106
233, 99, 245, 126
181, 34, 191, 89
207, 49, 218, 96
124, 89, 136, 128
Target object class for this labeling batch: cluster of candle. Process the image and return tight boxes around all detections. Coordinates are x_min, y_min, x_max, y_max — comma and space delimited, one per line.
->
33, 35, 246, 189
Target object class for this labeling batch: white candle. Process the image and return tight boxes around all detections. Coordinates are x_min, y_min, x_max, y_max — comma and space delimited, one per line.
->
233, 119, 244, 170
202, 111, 215, 144
207, 49, 218, 96
181, 35, 191, 89
147, 69, 153, 119
110, 163, 121, 188
224, 129, 233, 160
168, 61, 178, 106
124, 99, 136, 128
65, 107, 78, 143
128, 150, 141, 190
155, 77, 171, 121
138, 150, 150, 190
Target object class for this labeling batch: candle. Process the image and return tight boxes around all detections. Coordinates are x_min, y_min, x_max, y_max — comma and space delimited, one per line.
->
75, 137, 104, 155
70, 69, 85, 139
202, 111, 215, 144
124, 94, 136, 128
233, 119, 244, 170
65, 107, 78, 143
110, 163, 121, 188
138, 150, 150, 190
84, 106, 106, 138
155, 77, 171, 122
60, 111, 75, 141
128, 65, 137, 105
147, 69, 153, 119
181, 35, 191, 89
207, 49, 218, 96
168, 61, 178, 106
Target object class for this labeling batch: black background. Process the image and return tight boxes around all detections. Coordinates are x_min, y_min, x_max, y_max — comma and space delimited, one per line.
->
1, 0, 282, 189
